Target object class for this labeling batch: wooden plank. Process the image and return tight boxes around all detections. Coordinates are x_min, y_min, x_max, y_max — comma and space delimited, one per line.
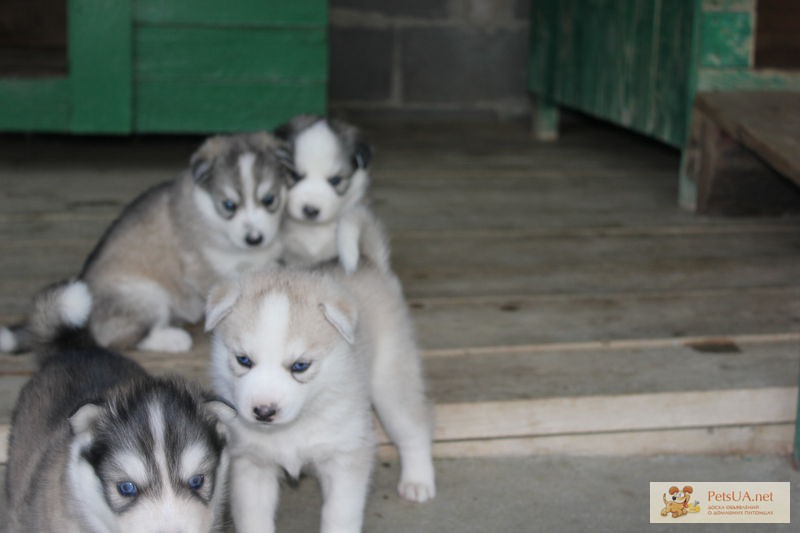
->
698, 69, 800, 91
135, 27, 326, 82
134, 81, 325, 133
431, 387, 797, 442
385, 424, 793, 459
389, 231, 800, 298
408, 286, 800, 351
68, 0, 132, 133
423, 341, 799, 404
695, 92, 800, 186
0, 78, 70, 132
134, 0, 327, 27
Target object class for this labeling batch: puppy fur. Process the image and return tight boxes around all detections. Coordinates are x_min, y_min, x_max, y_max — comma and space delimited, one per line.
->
207, 266, 435, 533
2, 132, 288, 354
275, 115, 390, 274
6, 281, 234, 532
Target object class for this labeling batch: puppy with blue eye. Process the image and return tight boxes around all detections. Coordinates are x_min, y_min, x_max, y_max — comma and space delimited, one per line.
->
1, 132, 288, 354
206, 265, 436, 533
275, 115, 391, 274
6, 281, 235, 532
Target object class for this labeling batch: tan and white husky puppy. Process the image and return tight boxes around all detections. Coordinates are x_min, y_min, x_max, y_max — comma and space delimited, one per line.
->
206, 265, 435, 533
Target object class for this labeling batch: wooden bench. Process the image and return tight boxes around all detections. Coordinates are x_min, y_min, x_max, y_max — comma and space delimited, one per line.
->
683, 91, 800, 214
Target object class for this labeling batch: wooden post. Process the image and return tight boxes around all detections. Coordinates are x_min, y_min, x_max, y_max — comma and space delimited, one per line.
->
531, 95, 559, 142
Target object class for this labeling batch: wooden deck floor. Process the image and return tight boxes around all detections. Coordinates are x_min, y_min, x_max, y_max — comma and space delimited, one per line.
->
1, 120, 799, 460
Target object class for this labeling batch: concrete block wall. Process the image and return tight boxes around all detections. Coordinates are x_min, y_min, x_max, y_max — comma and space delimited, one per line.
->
329, 0, 531, 121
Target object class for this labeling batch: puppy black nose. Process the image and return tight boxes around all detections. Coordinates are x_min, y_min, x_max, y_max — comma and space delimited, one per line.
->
245, 232, 263, 246
253, 405, 277, 422
672, 496, 677, 501
302, 205, 320, 220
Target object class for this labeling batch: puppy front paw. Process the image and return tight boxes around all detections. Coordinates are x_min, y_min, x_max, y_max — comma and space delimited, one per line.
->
398, 479, 436, 503
138, 327, 193, 353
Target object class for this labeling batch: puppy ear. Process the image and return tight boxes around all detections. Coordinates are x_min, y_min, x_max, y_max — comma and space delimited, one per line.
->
190, 156, 213, 184
669, 486, 679, 495
205, 280, 241, 332
319, 300, 357, 345
276, 145, 295, 170
69, 402, 103, 436
683, 486, 693, 494
351, 142, 372, 170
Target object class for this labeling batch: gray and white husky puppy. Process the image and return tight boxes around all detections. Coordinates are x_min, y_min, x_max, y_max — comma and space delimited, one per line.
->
0, 132, 287, 354
206, 265, 436, 533
6, 280, 235, 532
275, 115, 390, 274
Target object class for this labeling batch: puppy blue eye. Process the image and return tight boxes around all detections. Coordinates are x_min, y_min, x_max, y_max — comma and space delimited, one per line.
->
117, 481, 138, 497
188, 475, 205, 491
291, 361, 311, 373
328, 176, 343, 187
222, 199, 237, 213
236, 355, 253, 368
261, 194, 275, 207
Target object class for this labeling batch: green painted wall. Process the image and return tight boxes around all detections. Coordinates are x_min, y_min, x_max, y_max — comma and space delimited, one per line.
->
0, 0, 327, 133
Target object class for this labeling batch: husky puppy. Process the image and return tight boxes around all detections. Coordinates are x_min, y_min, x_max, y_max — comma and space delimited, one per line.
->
206, 266, 436, 533
5, 281, 235, 532
275, 115, 390, 274
0, 132, 287, 354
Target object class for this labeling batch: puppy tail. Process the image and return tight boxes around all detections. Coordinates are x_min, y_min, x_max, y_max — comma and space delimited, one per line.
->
1, 280, 96, 361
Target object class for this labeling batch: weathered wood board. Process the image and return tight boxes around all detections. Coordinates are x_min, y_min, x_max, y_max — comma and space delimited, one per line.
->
695, 91, 800, 186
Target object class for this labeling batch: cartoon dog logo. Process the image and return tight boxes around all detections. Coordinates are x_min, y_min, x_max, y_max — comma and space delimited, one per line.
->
661, 486, 694, 518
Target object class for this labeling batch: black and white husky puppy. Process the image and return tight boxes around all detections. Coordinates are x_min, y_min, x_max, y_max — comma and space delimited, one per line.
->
275, 115, 390, 274
0, 132, 288, 354
5, 281, 235, 532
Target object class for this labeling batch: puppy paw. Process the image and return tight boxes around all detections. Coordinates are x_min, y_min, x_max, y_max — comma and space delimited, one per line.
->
138, 327, 193, 353
398, 479, 436, 503
0, 326, 17, 353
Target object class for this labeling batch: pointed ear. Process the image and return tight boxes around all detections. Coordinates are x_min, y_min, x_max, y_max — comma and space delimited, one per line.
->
276, 145, 295, 169
205, 280, 241, 331
190, 156, 213, 184
319, 300, 357, 345
69, 402, 103, 436
351, 142, 372, 169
